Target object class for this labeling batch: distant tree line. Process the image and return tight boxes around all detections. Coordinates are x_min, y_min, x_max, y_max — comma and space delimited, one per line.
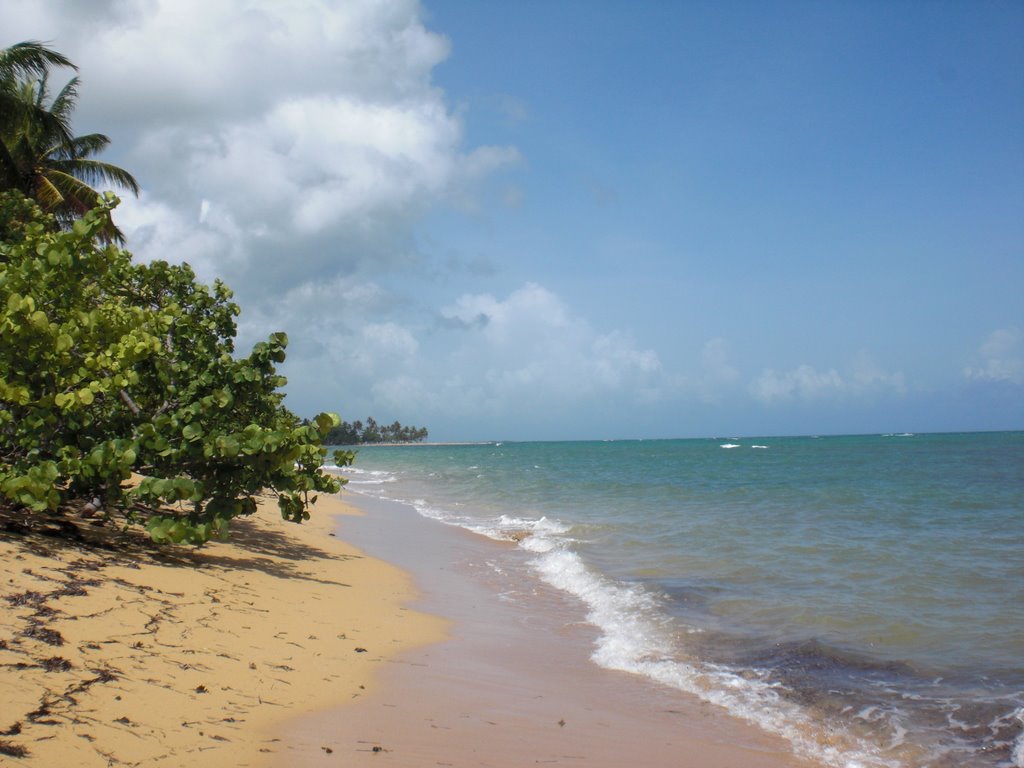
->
324, 417, 428, 445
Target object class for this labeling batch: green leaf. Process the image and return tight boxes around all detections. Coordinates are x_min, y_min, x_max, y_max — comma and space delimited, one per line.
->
168, 522, 188, 544
0, 192, 342, 546
55, 333, 73, 353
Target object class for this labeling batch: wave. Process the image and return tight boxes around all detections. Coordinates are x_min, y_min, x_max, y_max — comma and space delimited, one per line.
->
521, 539, 904, 767
329, 466, 399, 489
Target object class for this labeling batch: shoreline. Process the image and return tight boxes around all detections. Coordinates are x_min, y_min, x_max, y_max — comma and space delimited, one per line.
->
0, 492, 445, 766
287, 491, 818, 768
0, 486, 819, 767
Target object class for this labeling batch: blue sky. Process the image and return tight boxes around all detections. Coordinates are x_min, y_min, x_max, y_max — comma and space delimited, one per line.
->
4, 0, 1022, 439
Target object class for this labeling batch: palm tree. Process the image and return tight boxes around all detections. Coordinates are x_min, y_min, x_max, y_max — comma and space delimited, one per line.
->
1, 41, 138, 241
0, 41, 76, 188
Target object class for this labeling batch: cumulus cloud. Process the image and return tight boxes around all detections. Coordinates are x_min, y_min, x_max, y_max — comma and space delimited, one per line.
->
436, 283, 662, 406
4, 0, 453, 127
750, 355, 905, 404
963, 328, 1024, 385
2, 0, 518, 299
114, 193, 245, 285
751, 365, 845, 403
849, 351, 907, 393
347, 323, 420, 375
270, 281, 665, 431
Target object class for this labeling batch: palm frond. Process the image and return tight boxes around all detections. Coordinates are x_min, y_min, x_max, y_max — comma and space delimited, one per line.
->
49, 76, 80, 125
42, 168, 126, 243
30, 71, 50, 110
54, 132, 112, 159
33, 174, 66, 210
1, 77, 75, 154
0, 43, 76, 154
0, 42, 76, 83
50, 156, 140, 196
0, 139, 20, 188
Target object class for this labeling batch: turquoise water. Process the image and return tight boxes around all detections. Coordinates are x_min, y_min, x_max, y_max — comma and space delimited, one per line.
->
333, 432, 1024, 767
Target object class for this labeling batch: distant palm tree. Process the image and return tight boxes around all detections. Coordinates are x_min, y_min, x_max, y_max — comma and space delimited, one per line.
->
1, 41, 138, 241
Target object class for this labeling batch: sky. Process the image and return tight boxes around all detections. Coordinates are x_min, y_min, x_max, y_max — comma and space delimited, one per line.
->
3, 0, 1022, 441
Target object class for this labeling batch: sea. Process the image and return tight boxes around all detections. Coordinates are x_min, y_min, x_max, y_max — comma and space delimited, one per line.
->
329, 432, 1024, 768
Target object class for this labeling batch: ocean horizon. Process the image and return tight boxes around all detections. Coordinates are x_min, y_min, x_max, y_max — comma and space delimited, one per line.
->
330, 430, 1024, 768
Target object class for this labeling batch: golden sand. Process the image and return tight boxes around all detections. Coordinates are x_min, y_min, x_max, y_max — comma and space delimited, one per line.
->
0, 493, 446, 766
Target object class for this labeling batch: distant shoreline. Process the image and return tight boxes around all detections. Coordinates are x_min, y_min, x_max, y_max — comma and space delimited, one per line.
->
330, 440, 498, 448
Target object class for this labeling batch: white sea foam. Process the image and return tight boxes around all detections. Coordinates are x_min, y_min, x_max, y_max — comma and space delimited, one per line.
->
751, 444, 769, 449
385, 496, 573, 548
336, 467, 398, 489
360, 481, 898, 768
341, 467, 394, 479
1012, 708, 1024, 767
522, 537, 897, 768
720, 443, 741, 449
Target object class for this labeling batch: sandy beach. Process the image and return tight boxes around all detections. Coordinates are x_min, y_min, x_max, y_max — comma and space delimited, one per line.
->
1, 488, 819, 768
0, 493, 445, 766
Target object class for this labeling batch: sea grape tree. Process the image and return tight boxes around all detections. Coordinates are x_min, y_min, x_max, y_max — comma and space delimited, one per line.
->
0, 191, 353, 543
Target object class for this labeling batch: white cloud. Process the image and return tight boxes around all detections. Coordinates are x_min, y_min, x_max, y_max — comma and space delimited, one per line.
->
850, 351, 907, 394
750, 355, 905, 404
372, 374, 432, 413
4, 0, 452, 127
114, 193, 246, 284
589, 331, 662, 390
2, 0, 517, 299
751, 365, 845, 403
351, 323, 419, 375
270, 281, 665, 430
439, 283, 661, 403
964, 328, 1024, 385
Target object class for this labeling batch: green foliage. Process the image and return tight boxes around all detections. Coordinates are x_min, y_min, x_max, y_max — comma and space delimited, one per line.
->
324, 416, 428, 445
0, 192, 352, 544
